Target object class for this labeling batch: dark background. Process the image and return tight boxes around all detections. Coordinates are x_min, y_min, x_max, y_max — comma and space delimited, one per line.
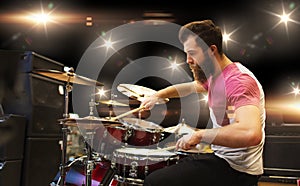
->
1, 0, 300, 120
1, 1, 300, 184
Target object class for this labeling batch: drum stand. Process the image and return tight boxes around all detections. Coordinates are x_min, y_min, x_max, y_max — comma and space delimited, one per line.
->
59, 79, 73, 186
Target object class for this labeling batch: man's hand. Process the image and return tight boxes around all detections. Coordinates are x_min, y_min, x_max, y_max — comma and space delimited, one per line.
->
176, 130, 201, 150
140, 95, 159, 110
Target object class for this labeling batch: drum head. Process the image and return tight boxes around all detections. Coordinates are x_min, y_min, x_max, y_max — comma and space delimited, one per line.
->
114, 147, 176, 158
121, 118, 163, 132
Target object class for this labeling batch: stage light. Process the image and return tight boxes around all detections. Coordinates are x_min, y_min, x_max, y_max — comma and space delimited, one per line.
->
96, 87, 107, 97
29, 13, 49, 24
263, 2, 300, 37
222, 25, 240, 50
291, 86, 300, 96
95, 34, 122, 57
86, 16, 93, 27
104, 39, 113, 49
164, 57, 185, 73
223, 33, 230, 43
280, 13, 291, 24
170, 61, 179, 70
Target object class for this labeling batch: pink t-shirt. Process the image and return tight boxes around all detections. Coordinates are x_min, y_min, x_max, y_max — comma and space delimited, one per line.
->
204, 62, 265, 175
207, 62, 260, 126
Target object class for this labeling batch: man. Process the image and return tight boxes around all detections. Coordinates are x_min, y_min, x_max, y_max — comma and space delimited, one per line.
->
141, 20, 265, 186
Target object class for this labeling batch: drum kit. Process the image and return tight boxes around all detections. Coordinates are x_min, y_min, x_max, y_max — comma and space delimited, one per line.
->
34, 68, 212, 186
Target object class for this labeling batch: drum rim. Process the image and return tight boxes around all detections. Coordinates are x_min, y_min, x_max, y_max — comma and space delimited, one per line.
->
121, 118, 164, 132
113, 147, 178, 161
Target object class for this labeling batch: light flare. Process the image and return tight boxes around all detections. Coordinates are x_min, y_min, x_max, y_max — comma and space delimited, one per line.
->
222, 25, 241, 50
263, 1, 300, 38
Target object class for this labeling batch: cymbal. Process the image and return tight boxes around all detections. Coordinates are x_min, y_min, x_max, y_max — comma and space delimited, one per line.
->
117, 84, 169, 104
98, 100, 129, 107
163, 123, 196, 135
58, 116, 123, 129
33, 69, 104, 86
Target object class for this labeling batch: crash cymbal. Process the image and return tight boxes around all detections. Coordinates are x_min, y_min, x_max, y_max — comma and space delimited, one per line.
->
117, 84, 169, 104
58, 116, 123, 129
98, 100, 129, 107
33, 69, 104, 86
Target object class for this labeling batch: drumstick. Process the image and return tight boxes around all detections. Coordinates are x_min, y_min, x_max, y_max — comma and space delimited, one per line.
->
110, 106, 145, 121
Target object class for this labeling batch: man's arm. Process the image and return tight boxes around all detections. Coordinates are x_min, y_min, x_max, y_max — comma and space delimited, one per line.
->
176, 105, 263, 149
141, 81, 206, 110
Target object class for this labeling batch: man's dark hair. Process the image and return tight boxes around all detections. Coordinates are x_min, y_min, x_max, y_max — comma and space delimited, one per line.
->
178, 19, 223, 55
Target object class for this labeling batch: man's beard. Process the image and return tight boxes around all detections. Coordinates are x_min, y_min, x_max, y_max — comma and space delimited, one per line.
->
189, 64, 206, 82
189, 53, 215, 82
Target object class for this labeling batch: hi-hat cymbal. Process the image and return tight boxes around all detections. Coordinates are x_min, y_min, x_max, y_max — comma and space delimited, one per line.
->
117, 84, 169, 104
98, 100, 129, 107
33, 69, 104, 86
163, 123, 196, 135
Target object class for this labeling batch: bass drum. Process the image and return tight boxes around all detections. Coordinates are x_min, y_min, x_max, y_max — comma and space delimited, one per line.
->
52, 159, 118, 186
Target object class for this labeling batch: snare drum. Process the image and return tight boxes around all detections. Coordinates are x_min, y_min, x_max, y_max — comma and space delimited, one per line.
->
93, 118, 164, 160
121, 118, 164, 146
111, 147, 179, 185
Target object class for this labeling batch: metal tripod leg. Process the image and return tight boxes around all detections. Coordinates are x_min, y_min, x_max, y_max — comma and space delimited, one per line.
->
99, 166, 116, 186
84, 141, 94, 186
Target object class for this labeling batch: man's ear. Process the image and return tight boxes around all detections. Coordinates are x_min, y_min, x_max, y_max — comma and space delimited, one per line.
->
209, 45, 218, 55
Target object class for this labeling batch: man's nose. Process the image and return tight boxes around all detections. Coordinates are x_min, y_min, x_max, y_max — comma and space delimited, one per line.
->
186, 57, 193, 64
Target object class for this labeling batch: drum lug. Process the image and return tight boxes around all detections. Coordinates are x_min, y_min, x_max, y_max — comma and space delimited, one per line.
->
153, 134, 157, 143
160, 132, 165, 141
129, 161, 138, 178
124, 127, 133, 142
111, 157, 116, 168
144, 165, 149, 176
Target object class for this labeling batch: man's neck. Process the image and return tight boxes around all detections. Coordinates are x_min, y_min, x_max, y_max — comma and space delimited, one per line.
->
212, 54, 232, 78
219, 54, 232, 71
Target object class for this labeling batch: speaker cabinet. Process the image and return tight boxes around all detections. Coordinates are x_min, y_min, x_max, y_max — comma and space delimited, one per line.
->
0, 50, 64, 73
22, 137, 62, 186
0, 159, 22, 186
0, 114, 26, 160
1, 50, 65, 137
3, 73, 64, 137
262, 135, 300, 183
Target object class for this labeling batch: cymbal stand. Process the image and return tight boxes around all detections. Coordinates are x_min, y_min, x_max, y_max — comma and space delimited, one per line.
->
83, 96, 97, 186
89, 97, 98, 117
59, 76, 73, 186
83, 130, 95, 186
108, 92, 117, 119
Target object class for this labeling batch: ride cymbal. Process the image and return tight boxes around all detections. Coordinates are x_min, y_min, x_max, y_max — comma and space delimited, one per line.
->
117, 83, 169, 104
